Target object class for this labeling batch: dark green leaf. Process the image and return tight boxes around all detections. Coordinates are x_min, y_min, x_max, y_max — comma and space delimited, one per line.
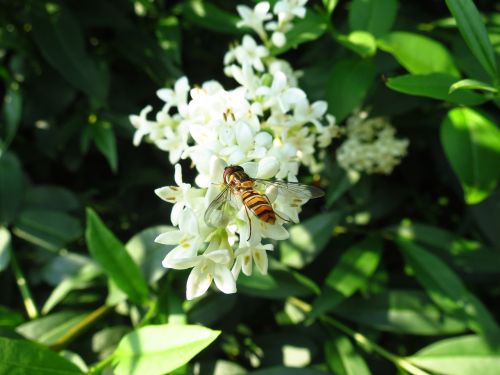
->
16, 311, 86, 346
238, 266, 320, 299
378, 32, 460, 76
156, 16, 182, 66
310, 237, 382, 319
440, 107, 500, 204
349, 0, 398, 37
408, 335, 500, 375
90, 121, 118, 173
398, 240, 500, 345
325, 334, 371, 375
0, 152, 24, 225
31, 3, 108, 103
13, 209, 82, 251
280, 212, 340, 268
445, 0, 498, 79
0, 337, 84, 374
335, 290, 468, 335
113, 324, 220, 375
179, 0, 241, 34
0, 305, 24, 327
24, 186, 79, 212
387, 73, 486, 105
273, 10, 327, 55
326, 58, 376, 122
1, 84, 22, 154
85, 208, 149, 304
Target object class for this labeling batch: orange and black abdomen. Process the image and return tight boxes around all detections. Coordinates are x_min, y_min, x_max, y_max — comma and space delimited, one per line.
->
241, 189, 276, 224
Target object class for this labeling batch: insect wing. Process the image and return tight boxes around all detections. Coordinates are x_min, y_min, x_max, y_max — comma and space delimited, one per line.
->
204, 187, 233, 227
253, 179, 324, 200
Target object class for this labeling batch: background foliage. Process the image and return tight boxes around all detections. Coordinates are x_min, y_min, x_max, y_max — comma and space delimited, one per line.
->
1, 0, 500, 374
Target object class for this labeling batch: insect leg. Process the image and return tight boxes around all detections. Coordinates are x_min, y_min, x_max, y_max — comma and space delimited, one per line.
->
244, 205, 252, 241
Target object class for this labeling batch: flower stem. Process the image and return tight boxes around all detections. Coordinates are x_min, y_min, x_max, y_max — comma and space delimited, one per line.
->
10, 253, 39, 320
139, 298, 158, 327
288, 297, 430, 375
88, 354, 115, 374
49, 304, 114, 351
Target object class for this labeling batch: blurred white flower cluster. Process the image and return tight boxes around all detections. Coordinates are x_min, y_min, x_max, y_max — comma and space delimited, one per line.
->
337, 111, 409, 175
130, 1, 339, 300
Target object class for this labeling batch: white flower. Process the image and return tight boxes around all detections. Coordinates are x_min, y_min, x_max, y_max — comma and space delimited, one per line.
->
157, 77, 190, 116
232, 243, 273, 278
237, 2, 272, 38
257, 71, 306, 113
234, 35, 269, 72
129, 105, 154, 146
274, 0, 308, 20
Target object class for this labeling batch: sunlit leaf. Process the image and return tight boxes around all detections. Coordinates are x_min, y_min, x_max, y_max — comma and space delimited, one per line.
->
325, 334, 371, 375
0, 227, 11, 272
449, 79, 498, 94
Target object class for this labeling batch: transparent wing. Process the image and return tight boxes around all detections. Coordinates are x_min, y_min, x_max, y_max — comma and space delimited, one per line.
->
253, 179, 324, 200
204, 186, 233, 227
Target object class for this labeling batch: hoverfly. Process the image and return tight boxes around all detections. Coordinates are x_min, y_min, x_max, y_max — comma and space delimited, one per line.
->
204, 165, 324, 239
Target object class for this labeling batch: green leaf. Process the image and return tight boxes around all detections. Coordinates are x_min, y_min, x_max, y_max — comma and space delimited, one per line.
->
325, 334, 371, 375
85, 208, 149, 304
393, 221, 500, 275
280, 212, 340, 268
0, 152, 24, 225
445, 0, 498, 79
90, 121, 118, 173
251, 367, 327, 375
449, 78, 498, 94
310, 237, 382, 319
0, 337, 84, 374
440, 107, 500, 204
0, 227, 11, 271
125, 226, 172, 285
1, 84, 22, 155
334, 290, 468, 335
179, 0, 241, 34
156, 16, 182, 66
398, 240, 500, 345
326, 58, 376, 122
323, 0, 340, 14
336, 31, 377, 58
113, 324, 220, 375
273, 10, 327, 55
378, 32, 460, 76
16, 311, 87, 346
238, 265, 320, 299
0, 305, 24, 327
408, 335, 500, 375
387, 73, 486, 105
31, 2, 108, 103
13, 209, 82, 251
24, 185, 79, 212
349, 0, 398, 37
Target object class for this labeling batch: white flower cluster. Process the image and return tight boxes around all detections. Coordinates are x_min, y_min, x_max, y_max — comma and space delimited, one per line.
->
336, 111, 409, 175
130, 1, 340, 300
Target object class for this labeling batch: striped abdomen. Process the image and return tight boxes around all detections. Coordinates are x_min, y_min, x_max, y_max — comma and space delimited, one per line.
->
240, 189, 276, 224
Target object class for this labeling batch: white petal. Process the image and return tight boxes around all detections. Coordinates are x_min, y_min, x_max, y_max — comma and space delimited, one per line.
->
263, 223, 290, 240
241, 253, 253, 276
213, 265, 237, 294
157, 88, 173, 103
204, 249, 231, 265
271, 32, 286, 48
240, 162, 258, 178
162, 247, 200, 269
155, 230, 183, 245
235, 122, 253, 151
231, 257, 243, 280
186, 265, 212, 300
257, 157, 279, 178
154, 186, 178, 203
253, 248, 268, 274
174, 164, 183, 186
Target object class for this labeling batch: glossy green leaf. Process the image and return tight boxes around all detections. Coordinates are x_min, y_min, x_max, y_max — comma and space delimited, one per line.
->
441, 107, 500, 204
387, 73, 486, 105
85, 208, 149, 305
336, 31, 377, 58
0, 337, 84, 374
335, 290, 468, 335
349, 0, 397, 37
16, 311, 87, 346
445, 0, 498, 79
325, 334, 371, 375
113, 324, 220, 375
1, 84, 22, 155
449, 78, 498, 94
280, 212, 340, 268
238, 266, 320, 299
0, 152, 24, 225
273, 10, 327, 54
408, 335, 500, 375
31, 3, 108, 103
90, 121, 118, 173
326, 58, 377, 122
310, 237, 382, 319
0, 305, 24, 327
323, 0, 340, 14
13, 209, 82, 251
378, 32, 460, 76
0, 227, 11, 271
398, 240, 500, 344
24, 186, 79, 212
180, 0, 241, 34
